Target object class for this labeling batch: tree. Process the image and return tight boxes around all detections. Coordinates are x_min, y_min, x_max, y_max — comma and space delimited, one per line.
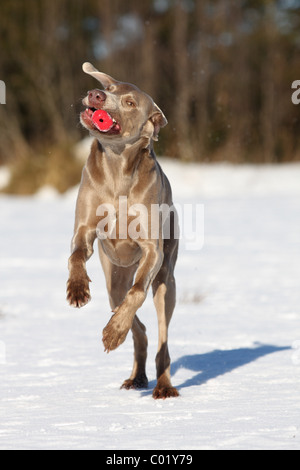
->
1, 0, 300, 192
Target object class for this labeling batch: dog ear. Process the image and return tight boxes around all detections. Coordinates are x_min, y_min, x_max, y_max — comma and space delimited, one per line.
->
150, 104, 168, 141
82, 62, 118, 88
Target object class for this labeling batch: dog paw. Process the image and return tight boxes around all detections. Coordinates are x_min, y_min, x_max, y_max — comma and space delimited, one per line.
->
121, 374, 148, 390
102, 323, 128, 353
66, 277, 91, 308
152, 385, 179, 400
102, 311, 130, 352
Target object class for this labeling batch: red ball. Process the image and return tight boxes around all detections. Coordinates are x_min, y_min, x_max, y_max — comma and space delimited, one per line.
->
92, 109, 114, 132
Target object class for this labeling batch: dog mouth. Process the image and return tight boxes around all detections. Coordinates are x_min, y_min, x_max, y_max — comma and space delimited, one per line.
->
81, 107, 121, 134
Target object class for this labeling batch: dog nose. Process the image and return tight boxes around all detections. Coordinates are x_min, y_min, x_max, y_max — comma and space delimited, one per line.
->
88, 89, 106, 106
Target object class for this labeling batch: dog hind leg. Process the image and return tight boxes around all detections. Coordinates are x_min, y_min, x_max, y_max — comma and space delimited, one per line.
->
152, 239, 179, 399
98, 244, 148, 389
121, 315, 148, 390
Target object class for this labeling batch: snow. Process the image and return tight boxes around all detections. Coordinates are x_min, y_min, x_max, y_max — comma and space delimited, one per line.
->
1, 159, 300, 450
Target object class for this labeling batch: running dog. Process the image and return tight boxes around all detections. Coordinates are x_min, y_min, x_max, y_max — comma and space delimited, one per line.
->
67, 63, 179, 399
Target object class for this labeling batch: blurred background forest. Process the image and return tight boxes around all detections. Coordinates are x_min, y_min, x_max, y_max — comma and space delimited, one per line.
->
0, 0, 300, 193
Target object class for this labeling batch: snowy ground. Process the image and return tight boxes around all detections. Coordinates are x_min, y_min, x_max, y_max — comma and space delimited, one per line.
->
1, 159, 300, 450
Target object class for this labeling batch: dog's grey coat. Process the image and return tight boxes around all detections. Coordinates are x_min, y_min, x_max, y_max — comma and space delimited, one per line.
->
67, 63, 179, 398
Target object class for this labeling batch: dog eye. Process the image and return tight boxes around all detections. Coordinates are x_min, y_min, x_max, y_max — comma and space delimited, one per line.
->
126, 100, 136, 108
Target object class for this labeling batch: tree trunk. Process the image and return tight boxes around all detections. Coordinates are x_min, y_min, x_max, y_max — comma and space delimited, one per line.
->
172, 0, 192, 161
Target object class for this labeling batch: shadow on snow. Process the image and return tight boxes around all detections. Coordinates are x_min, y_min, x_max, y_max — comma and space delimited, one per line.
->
171, 343, 290, 391
140, 343, 290, 395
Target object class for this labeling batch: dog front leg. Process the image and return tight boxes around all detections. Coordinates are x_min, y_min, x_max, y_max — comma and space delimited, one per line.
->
102, 242, 163, 352
67, 225, 96, 308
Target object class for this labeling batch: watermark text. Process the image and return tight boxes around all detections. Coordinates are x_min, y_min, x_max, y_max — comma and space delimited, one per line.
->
291, 340, 300, 365
96, 197, 204, 251
0, 341, 6, 364
0, 80, 6, 104
291, 80, 300, 105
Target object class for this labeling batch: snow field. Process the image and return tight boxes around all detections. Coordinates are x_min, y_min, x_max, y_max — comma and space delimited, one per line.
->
0, 159, 300, 449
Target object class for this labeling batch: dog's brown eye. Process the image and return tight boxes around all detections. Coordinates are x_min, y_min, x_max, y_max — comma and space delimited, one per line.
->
126, 100, 136, 108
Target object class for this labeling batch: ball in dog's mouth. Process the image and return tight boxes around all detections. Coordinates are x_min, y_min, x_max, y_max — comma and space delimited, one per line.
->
92, 109, 114, 132
82, 108, 121, 134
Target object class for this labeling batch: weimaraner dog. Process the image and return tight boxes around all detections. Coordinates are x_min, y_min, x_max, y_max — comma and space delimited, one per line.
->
67, 63, 179, 399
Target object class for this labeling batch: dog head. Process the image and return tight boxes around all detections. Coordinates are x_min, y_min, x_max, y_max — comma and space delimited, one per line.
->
80, 62, 167, 145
